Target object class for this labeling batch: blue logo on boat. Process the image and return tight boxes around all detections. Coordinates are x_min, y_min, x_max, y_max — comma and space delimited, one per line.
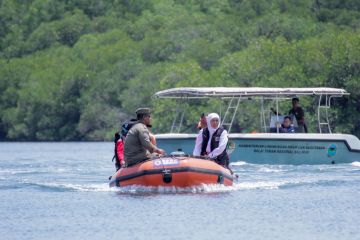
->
153, 158, 180, 168
327, 144, 337, 157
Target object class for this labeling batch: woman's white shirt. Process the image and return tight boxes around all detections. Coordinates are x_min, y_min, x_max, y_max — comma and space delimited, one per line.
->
193, 128, 228, 158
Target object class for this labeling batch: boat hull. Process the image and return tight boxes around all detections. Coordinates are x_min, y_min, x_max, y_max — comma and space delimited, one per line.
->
156, 133, 360, 165
109, 156, 234, 187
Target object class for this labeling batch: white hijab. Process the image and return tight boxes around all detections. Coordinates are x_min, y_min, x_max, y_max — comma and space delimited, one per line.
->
206, 113, 220, 135
205, 113, 221, 154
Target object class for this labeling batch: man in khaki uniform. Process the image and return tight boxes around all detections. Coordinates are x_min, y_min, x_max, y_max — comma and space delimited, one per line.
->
124, 108, 165, 166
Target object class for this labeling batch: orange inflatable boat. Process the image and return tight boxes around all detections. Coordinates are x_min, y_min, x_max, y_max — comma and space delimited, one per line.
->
109, 156, 235, 187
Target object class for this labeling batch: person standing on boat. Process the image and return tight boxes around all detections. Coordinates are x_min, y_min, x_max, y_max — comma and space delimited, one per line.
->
123, 108, 165, 167
289, 98, 307, 133
193, 113, 230, 168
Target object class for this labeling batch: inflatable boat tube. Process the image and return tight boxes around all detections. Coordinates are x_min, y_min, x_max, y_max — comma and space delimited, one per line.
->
109, 156, 235, 187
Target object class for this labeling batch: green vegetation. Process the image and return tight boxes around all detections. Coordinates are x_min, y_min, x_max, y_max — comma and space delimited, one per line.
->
0, 0, 359, 140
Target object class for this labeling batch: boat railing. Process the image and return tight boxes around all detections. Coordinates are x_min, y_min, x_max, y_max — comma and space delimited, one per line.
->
317, 94, 342, 134
170, 99, 185, 133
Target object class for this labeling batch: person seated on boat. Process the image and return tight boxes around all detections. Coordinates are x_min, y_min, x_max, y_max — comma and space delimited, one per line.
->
113, 119, 157, 170
289, 97, 308, 133
114, 132, 125, 171
123, 108, 165, 167
277, 116, 295, 133
197, 113, 207, 130
193, 113, 230, 168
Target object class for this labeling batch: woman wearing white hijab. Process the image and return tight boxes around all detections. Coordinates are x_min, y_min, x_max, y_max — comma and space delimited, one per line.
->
193, 113, 230, 168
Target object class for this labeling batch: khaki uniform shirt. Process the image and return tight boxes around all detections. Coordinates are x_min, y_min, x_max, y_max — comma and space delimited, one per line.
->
124, 122, 157, 166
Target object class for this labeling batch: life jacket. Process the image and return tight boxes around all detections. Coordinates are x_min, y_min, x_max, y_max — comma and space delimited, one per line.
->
281, 124, 295, 133
115, 140, 124, 170
113, 119, 138, 170
201, 127, 229, 167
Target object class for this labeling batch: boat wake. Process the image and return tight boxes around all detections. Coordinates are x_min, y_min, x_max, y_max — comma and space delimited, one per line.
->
111, 178, 324, 194
112, 184, 236, 194
230, 161, 247, 166
351, 161, 360, 167
16, 180, 111, 192
3, 179, 288, 193
7, 160, 358, 193
6, 176, 355, 194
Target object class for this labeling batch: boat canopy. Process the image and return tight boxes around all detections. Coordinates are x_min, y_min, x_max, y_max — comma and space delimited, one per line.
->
154, 87, 350, 134
154, 87, 349, 99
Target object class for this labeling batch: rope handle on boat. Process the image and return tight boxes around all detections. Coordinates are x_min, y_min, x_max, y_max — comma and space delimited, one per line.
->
120, 155, 218, 169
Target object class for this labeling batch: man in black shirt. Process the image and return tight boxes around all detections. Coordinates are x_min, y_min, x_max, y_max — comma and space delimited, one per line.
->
289, 98, 307, 133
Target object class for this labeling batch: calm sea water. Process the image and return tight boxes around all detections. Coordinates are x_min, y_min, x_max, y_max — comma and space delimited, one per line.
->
0, 142, 359, 240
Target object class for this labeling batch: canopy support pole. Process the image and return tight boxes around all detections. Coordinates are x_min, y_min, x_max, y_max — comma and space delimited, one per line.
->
221, 96, 241, 133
